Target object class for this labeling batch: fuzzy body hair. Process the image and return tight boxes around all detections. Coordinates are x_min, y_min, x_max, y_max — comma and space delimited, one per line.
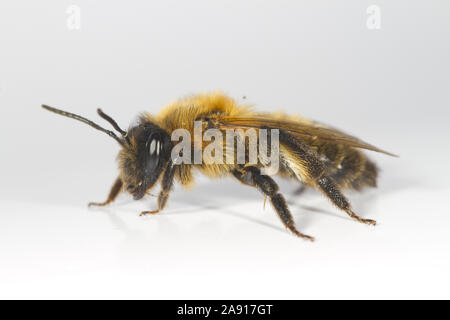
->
43, 92, 390, 240
124, 92, 379, 191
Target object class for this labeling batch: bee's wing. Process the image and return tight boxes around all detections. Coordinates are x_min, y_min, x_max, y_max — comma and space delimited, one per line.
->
217, 115, 398, 157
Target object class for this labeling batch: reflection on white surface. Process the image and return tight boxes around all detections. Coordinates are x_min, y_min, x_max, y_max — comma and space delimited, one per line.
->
1, 170, 450, 299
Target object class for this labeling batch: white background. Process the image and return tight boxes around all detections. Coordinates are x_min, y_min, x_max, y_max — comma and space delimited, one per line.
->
0, 1, 449, 299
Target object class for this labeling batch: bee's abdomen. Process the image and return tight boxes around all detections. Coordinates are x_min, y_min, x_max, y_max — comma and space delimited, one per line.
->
313, 142, 378, 190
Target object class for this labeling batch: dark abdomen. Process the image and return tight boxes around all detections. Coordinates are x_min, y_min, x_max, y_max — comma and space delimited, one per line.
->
308, 140, 378, 190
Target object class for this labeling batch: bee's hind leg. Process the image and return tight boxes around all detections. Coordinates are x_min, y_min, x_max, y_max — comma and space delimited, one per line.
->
315, 175, 376, 226
277, 130, 375, 226
88, 177, 123, 207
233, 167, 314, 241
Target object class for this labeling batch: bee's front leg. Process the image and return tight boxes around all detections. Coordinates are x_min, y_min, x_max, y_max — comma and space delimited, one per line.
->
140, 163, 176, 216
88, 177, 123, 207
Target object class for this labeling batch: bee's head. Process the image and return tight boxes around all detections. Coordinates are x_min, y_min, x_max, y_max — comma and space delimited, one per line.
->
41, 105, 173, 200
119, 117, 172, 200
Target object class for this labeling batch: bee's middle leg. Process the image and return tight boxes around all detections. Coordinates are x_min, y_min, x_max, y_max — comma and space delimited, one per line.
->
233, 167, 314, 241
88, 177, 123, 207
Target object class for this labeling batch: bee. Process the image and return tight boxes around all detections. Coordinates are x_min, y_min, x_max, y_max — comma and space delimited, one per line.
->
42, 92, 396, 241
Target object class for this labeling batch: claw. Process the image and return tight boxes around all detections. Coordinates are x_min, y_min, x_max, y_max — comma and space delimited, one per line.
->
88, 201, 109, 207
347, 209, 377, 226
302, 235, 315, 242
295, 232, 315, 242
361, 218, 377, 226
289, 227, 315, 242
140, 210, 159, 216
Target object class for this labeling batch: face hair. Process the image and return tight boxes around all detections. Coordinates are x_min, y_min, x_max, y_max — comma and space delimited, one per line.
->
41, 104, 126, 146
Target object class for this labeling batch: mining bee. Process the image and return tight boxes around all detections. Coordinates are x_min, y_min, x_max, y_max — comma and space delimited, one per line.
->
42, 92, 396, 241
